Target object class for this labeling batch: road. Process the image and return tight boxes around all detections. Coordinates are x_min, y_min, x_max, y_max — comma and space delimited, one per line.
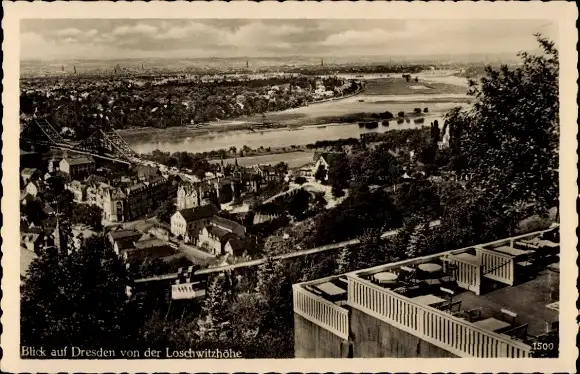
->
134, 223, 429, 283
178, 242, 216, 266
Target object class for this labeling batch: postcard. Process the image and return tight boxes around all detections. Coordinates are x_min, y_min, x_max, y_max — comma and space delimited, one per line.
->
2, 1, 577, 372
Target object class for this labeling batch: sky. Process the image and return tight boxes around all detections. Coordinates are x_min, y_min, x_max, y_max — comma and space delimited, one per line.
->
20, 19, 558, 61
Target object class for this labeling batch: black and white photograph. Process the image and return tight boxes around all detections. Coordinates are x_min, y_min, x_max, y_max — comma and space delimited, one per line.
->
2, 2, 577, 373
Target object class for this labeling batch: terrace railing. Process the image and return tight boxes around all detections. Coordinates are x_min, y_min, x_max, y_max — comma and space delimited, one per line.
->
443, 254, 481, 294
293, 284, 349, 340
478, 248, 515, 286
347, 275, 531, 358
171, 283, 206, 300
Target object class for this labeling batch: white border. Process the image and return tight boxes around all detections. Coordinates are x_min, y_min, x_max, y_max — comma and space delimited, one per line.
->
2, 2, 578, 372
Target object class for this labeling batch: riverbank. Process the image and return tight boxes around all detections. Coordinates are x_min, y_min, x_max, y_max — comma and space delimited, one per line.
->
118, 85, 364, 144
120, 96, 469, 146
121, 75, 470, 152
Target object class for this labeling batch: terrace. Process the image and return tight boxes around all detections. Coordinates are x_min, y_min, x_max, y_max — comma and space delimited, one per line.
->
293, 226, 560, 358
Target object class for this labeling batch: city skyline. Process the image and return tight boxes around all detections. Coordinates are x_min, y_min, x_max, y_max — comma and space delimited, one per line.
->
21, 19, 557, 61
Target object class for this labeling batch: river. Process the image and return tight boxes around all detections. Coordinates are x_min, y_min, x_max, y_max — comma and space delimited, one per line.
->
131, 114, 448, 155
127, 72, 471, 155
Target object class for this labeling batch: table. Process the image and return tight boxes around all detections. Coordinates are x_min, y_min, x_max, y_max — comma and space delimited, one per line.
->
411, 294, 445, 306
493, 246, 530, 257
472, 317, 511, 332
315, 282, 347, 296
423, 279, 442, 286
418, 263, 442, 273
373, 272, 398, 284
451, 253, 479, 264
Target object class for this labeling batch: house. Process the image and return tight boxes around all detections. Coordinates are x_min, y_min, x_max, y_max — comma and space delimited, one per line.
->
297, 164, 315, 179
86, 182, 126, 222
209, 215, 246, 237
170, 204, 219, 241
83, 175, 169, 222
177, 182, 205, 210
20, 190, 35, 206
212, 177, 236, 204
59, 155, 96, 179
148, 223, 171, 241
136, 165, 161, 180
25, 180, 46, 198
85, 174, 108, 184
121, 237, 176, 262
197, 216, 247, 255
21, 168, 41, 184
312, 152, 342, 181
253, 165, 279, 182
66, 180, 87, 202
197, 226, 238, 255
107, 228, 143, 254
21, 232, 45, 253
224, 236, 246, 257
47, 155, 63, 173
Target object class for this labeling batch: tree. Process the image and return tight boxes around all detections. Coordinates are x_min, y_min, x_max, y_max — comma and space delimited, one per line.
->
294, 176, 307, 185
21, 235, 138, 351
331, 184, 345, 198
197, 276, 231, 341
405, 221, 429, 259
395, 181, 441, 219
354, 229, 383, 270
72, 204, 103, 230
335, 246, 352, 274
274, 162, 289, 176
314, 164, 327, 182
56, 190, 75, 218
157, 200, 176, 223
448, 35, 559, 214
288, 189, 310, 220
350, 145, 402, 186
327, 153, 351, 189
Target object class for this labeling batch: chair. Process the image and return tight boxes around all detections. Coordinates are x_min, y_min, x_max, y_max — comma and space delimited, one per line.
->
400, 266, 417, 283
501, 308, 518, 325
437, 300, 462, 313
505, 324, 528, 340
449, 300, 462, 313
467, 307, 483, 322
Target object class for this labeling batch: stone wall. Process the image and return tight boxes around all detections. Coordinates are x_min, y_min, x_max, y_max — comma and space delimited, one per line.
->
293, 314, 345, 358
349, 308, 459, 358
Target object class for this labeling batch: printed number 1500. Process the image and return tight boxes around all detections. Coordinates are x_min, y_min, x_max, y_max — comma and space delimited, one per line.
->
532, 342, 555, 350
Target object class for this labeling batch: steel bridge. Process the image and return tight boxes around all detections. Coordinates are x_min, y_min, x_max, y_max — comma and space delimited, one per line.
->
20, 120, 139, 164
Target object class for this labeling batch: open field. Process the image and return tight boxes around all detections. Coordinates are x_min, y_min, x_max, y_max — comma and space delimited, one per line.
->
208, 151, 314, 168
363, 77, 468, 95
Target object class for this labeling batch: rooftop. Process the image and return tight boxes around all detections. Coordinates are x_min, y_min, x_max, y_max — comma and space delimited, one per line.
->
211, 215, 246, 234
206, 225, 231, 240
63, 155, 94, 166
21, 167, 40, 175
178, 204, 219, 222
294, 227, 560, 358
108, 229, 142, 241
